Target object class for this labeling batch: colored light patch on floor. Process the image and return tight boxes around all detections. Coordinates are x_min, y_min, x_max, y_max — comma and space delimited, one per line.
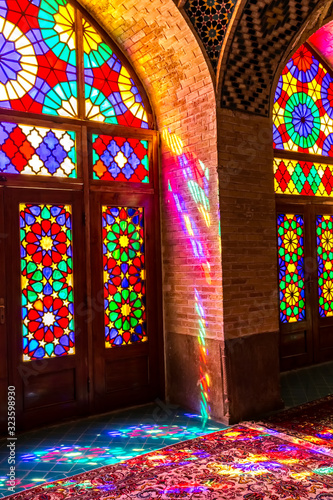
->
6, 426, 333, 499
0, 405, 227, 497
107, 424, 218, 440
261, 394, 333, 455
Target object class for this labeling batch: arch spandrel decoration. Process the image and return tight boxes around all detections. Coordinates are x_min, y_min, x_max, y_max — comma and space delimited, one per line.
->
0, 0, 150, 128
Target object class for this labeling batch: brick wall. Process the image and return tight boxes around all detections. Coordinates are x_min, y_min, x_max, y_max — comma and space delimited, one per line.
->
79, 0, 224, 419
218, 108, 279, 340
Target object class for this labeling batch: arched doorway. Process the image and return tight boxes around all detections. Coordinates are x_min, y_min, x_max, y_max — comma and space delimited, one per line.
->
0, 0, 163, 432
274, 28, 333, 370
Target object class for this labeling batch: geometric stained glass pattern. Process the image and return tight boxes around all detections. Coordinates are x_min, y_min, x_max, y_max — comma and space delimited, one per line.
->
20, 204, 75, 360
0, 122, 76, 177
274, 158, 333, 197
92, 135, 149, 182
0, 0, 77, 117
102, 206, 146, 347
83, 19, 148, 128
277, 213, 306, 323
316, 215, 333, 318
274, 44, 333, 156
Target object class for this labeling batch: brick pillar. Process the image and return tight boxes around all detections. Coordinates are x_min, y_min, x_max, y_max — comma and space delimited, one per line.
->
218, 108, 283, 423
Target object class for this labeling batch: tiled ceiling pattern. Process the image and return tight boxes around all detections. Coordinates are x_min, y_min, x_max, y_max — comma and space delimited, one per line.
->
184, 0, 238, 71
220, 0, 321, 115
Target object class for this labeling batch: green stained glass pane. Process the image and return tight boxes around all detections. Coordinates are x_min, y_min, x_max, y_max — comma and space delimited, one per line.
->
102, 206, 147, 347
277, 213, 306, 323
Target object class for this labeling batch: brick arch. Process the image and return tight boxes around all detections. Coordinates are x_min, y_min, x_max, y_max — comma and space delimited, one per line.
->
77, 0, 225, 420
218, 0, 331, 117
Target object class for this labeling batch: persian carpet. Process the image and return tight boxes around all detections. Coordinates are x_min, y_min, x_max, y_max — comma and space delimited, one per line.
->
8, 425, 333, 499
259, 395, 333, 453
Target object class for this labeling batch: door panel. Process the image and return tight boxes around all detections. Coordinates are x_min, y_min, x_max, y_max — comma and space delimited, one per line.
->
277, 205, 313, 370
0, 188, 7, 433
278, 202, 333, 370
5, 188, 88, 430
90, 192, 161, 412
313, 206, 333, 363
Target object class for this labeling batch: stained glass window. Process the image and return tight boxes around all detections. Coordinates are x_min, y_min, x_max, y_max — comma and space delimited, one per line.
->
102, 206, 146, 347
0, 122, 76, 176
20, 203, 75, 360
274, 158, 333, 197
277, 213, 306, 323
83, 19, 148, 128
273, 44, 333, 156
0, 0, 77, 117
317, 215, 333, 317
92, 135, 149, 182
0, 0, 149, 127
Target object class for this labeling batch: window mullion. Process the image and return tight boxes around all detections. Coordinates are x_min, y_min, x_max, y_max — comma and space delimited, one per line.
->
75, 7, 86, 121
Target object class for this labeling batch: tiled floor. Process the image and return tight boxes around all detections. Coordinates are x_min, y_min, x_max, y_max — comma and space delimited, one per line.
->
280, 361, 333, 408
0, 401, 227, 498
1, 362, 333, 498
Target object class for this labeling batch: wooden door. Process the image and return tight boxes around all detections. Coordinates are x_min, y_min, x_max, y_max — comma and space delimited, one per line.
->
90, 191, 163, 412
278, 202, 333, 370
0, 187, 7, 433
4, 187, 89, 430
312, 205, 333, 363
277, 204, 314, 370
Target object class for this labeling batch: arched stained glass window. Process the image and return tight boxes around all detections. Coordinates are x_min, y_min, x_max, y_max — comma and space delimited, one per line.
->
273, 40, 333, 336
0, 0, 150, 127
273, 43, 333, 197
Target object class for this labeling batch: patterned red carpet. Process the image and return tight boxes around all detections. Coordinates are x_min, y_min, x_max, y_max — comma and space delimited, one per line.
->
8, 425, 333, 499
260, 395, 333, 453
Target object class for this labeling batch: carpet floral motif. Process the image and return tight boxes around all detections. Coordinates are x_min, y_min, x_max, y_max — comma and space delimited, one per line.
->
8, 425, 333, 499
262, 395, 333, 452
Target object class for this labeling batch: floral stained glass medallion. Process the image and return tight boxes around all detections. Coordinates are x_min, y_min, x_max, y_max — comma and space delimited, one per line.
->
277, 213, 306, 323
92, 135, 149, 182
20, 204, 75, 360
0, 0, 77, 117
83, 18, 148, 128
273, 44, 333, 156
317, 215, 333, 317
102, 206, 146, 347
0, 122, 76, 177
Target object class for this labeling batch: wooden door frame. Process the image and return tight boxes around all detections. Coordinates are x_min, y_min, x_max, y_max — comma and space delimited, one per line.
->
89, 190, 164, 412
311, 204, 333, 363
276, 197, 333, 370
0, 187, 7, 433
5, 187, 89, 430
276, 202, 314, 370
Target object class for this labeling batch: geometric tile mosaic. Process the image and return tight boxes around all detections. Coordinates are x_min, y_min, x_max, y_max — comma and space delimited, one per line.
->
184, 0, 238, 71
221, 0, 321, 115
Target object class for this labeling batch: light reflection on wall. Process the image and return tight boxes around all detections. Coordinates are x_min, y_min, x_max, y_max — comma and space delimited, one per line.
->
164, 128, 214, 423
195, 288, 211, 423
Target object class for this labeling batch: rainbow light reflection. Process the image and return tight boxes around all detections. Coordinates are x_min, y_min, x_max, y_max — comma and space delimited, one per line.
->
164, 128, 213, 422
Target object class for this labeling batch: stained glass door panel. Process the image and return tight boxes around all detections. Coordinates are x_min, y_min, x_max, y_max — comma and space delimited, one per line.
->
314, 207, 333, 363
277, 203, 333, 370
277, 205, 314, 371
90, 192, 162, 413
5, 188, 88, 430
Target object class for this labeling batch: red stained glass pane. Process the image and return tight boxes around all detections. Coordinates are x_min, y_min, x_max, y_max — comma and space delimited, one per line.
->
21, 203, 75, 360
92, 135, 149, 183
